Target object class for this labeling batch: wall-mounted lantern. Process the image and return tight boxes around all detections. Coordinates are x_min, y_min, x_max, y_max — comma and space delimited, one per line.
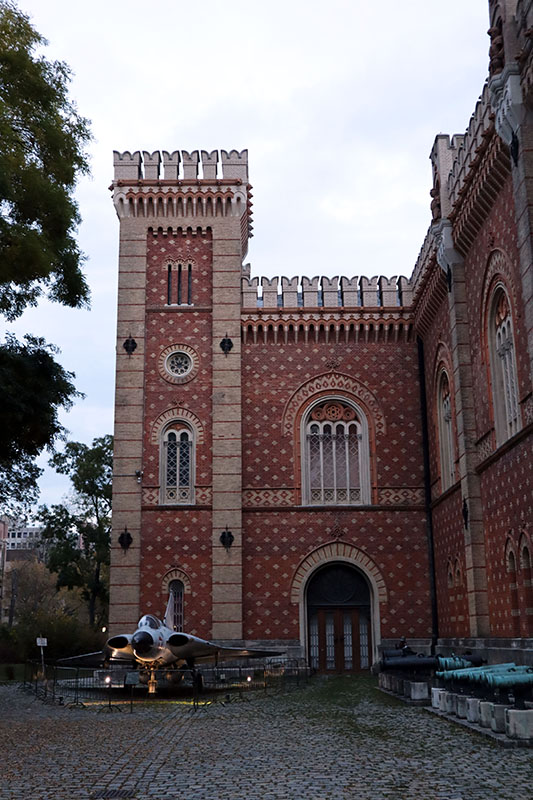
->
219, 334, 233, 356
119, 527, 133, 550
220, 527, 234, 551
123, 334, 137, 356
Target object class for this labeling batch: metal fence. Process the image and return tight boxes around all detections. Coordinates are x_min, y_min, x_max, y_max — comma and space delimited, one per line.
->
21, 659, 312, 710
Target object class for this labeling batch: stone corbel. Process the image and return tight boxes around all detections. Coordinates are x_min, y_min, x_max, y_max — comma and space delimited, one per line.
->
434, 220, 463, 290
489, 65, 524, 163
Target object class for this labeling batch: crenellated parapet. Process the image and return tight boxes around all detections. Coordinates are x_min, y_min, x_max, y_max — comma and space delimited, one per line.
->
241, 274, 413, 310
111, 149, 253, 252
446, 83, 495, 210
112, 148, 249, 182
515, 0, 533, 102
426, 82, 511, 255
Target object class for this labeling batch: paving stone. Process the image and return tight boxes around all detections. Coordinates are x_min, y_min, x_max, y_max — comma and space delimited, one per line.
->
0, 679, 531, 799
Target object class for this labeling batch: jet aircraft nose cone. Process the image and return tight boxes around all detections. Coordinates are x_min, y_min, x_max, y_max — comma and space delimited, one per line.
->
132, 630, 154, 655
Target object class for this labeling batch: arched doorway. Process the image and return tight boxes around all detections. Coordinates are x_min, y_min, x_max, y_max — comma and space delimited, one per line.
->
307, 563, 371, 673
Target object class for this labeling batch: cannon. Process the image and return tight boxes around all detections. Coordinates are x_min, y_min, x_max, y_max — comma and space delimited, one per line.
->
436, 662, 516, 682
484, 667, 533, 689
381, 653, 481, 672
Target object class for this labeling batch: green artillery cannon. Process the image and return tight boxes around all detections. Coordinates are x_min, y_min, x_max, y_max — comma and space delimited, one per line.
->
484, 667, 533, 689
435, 662, 516, 682
381, 653, 481, 672
437, 656, 484, 672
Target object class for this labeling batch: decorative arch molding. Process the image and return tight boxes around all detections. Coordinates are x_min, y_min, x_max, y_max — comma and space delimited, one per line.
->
480, 249, 519, 333
505, 538, 518, 573
282, 372, 386, 437
161, 567, 192, 595
433, 341, 454, 378
290, 542, 387, 605
151, 407, 205, 445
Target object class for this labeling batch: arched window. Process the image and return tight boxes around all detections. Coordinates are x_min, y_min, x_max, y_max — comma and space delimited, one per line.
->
507, 548, 521, 637
437, 370, 455, 491
447, 560, 454, 589
161, 423, 194, 504
168, 579, 184, 631
521, 545, 533, 636
303, 399, 370, 505
489, 288, 521, 444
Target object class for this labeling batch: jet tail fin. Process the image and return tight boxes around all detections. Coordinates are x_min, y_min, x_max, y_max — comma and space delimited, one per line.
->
163, 594, 174, 630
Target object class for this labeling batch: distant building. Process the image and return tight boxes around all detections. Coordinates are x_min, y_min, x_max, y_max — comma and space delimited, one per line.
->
0, 520, 45, 623
109, 0, 532, 669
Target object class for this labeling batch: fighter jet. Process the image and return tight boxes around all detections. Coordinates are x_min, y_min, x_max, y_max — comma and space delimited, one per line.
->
107, 602, 279, 669
61, 598, 281, 691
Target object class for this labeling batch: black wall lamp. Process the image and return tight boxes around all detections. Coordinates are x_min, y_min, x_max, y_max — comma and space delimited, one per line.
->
119, 527, 133, 550
123, 334, 137, 356
219, 334, 233, 356
220, 527, 234, 550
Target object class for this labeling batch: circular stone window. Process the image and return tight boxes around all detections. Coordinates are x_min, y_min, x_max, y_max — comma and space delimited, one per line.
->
166, 351, 192, 377
158, 344, 199, 385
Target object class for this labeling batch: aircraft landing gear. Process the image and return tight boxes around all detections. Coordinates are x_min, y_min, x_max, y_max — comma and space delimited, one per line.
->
148, 668, 157, 694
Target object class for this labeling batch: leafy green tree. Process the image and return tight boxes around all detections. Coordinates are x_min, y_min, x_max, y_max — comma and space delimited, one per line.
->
0, 334, 79, 510
0, 0, 91, 318
39, 435, 112, 627
0, 1, 91, 509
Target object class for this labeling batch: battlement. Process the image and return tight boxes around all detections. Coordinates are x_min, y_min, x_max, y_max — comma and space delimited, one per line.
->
448, 83, 494, 208
242, 275, 413, 310
112, 149, 249, 183
429, 83, 494, 216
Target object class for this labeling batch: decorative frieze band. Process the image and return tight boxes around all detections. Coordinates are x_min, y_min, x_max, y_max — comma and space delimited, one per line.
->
141, 485, 212, 506
242, 488, 296, 507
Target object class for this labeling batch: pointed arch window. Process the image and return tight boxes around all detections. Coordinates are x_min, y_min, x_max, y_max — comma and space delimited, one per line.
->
168, 579, 184, 631
437, 370, 455, 491
161, 423, 194, 504
303, 399, 370, 505
489, 288, 521, 444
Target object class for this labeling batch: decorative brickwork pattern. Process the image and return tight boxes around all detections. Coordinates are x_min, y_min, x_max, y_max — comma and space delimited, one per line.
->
242, 489, 296, 507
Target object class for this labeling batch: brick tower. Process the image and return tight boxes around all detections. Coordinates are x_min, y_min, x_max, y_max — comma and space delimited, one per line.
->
109, 149, 251, 641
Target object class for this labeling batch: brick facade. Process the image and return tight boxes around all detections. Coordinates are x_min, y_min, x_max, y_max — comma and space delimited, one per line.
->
109, 2, 533, 666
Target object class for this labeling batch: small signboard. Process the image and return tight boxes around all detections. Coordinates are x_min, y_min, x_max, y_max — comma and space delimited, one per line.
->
125, 672, 140, 686
36, 638, 47, 647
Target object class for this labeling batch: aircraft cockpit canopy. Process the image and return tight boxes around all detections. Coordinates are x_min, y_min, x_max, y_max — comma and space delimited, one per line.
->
138, 614, 161, 630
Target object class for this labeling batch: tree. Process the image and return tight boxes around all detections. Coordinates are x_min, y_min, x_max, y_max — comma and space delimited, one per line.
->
0, 559, 105, 661
0, 334, 80, 511
0, 1, 91, 318
39, 435, 112, 627
0, 1, 92, 509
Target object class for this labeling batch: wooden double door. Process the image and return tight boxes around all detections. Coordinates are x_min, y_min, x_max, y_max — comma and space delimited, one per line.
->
309, 606, 371, 673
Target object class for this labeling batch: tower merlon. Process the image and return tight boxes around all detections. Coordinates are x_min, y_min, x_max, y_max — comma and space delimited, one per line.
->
201, 150, 218, 180
360, 276, 380, 306
142, 150, 161, 180
113, 150, 142, 180
221, 149, 248, 181
162, 150, 180, 180
182, 150, 200, 179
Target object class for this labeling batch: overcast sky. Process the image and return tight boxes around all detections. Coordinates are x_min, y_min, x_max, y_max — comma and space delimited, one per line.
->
7, 0, 491, 509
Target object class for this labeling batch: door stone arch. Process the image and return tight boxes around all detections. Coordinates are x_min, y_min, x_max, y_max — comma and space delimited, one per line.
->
291, 542, 385, 669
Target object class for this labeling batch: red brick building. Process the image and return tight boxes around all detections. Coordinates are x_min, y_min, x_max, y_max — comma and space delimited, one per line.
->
109, 0, 532, 669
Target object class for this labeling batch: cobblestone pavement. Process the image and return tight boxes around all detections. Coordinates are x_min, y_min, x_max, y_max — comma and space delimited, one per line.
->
0, 676, 531, 800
